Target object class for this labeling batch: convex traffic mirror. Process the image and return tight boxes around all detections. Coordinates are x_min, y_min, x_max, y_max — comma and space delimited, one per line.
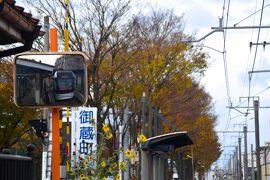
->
14, 52, 88, 107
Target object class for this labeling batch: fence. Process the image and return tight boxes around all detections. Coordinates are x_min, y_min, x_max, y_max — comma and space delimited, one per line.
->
0, 145, 35, 180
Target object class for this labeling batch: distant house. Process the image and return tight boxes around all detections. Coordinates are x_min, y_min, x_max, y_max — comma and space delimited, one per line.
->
0, 0, 43, 58
261, 142, 270, 180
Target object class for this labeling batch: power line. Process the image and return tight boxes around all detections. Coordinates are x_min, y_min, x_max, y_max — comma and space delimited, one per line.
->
233, 3, 270, 26
250, 0, 265, 84
222, 0, 232, 140
250, 25, 270, 98
222, 0, 231, 106
247, 0, 265, 115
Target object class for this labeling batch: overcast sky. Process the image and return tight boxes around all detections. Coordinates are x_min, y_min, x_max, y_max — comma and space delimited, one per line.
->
142, 0, 270, 169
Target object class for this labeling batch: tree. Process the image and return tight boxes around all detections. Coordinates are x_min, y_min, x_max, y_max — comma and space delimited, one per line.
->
25, 0, 134, 134
0, 59, 41, 151
24, 0, 221, 175
161, 80, 221, 178
99, 9, 221, 177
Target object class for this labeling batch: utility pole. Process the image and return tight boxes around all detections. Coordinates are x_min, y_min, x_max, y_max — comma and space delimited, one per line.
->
251, 144, 255, 180
243, 126, 248, 180
236, 146, 239, 180
254, 100, 261, 180
238, 137, 242, 180
219, 130, 253, 180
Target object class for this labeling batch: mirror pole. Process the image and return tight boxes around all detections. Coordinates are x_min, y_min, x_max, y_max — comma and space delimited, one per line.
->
50, 28, 60, 180
42, 16, 50, 180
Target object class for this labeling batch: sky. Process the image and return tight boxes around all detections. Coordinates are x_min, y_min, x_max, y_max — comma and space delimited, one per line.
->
15, 0, 270, 171
142, 0, 270, 170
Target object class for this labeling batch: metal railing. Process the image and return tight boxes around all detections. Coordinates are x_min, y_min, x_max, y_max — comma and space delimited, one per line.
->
0, 152, 34, 180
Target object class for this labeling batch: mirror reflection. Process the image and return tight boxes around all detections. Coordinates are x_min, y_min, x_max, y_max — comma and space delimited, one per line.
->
15, 53, 87, 107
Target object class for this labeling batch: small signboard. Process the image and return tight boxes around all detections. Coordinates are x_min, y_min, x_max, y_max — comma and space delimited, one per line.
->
71, 107, 97, 166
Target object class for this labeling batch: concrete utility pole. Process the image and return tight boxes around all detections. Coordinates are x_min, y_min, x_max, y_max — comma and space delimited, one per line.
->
238, 138, 242, 180
251, 144, 255, 180
243, 126, 248, 180
236, 147, 239, 180
254, 100, 261, 180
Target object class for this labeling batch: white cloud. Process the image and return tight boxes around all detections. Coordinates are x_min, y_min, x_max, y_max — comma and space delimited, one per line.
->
144, 0, 270, 168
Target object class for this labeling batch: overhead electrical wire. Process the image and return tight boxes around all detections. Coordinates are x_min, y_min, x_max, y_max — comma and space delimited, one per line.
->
222, 0, 232, 134
222, 0, 231, 107
251, 48, 265, 93
230, 0, 265, 119
249, 0, 265, 92
251, 24, 270, 97
218, 1, 233, 169
218, 0, 267, 169
244, 0, 265, 124
234, 3, 270, 26
240, 0, 258, 104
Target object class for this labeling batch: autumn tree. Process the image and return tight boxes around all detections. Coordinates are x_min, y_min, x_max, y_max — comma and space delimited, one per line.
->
160, 80, 221, 179
25, 0, 134, 135
0, 59, 41, 151
115, 8, 221, 178
23, 0, 221, 175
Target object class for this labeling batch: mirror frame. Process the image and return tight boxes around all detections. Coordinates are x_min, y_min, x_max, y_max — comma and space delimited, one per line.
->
13, 51, 89, 108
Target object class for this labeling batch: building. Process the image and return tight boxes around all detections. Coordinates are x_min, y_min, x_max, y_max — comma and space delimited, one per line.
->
261, 142, 270, 180
0, 0, 43, 58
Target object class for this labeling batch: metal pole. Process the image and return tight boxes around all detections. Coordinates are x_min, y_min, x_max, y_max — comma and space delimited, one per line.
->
229, 155, 232, 179
154, 107, 158, 136
238, 137, 242, 180
123, 107, 130, 180
119, 122, 123, 180
141, 92, 146, 135
251, 144, 255, 180
243, 126, 248, 180
254, 100, 261, 180
212, 25, 270, 30
236, 147, 239, 180
159, 157, 165, 180
44, 16, 50, 51
141, 93, 147, 179
148, 101, 152, 137
233, 152, 235, 179
141, 150, 148, 180
42, 15, 50, 180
